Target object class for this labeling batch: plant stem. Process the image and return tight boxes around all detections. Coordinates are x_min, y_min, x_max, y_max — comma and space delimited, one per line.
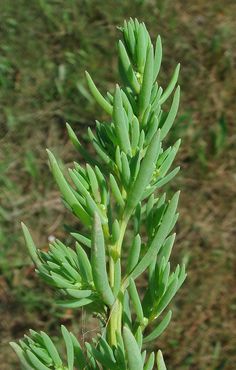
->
107, 297, 122, 346
107, 217, 128, 346
109, 256, 115, 288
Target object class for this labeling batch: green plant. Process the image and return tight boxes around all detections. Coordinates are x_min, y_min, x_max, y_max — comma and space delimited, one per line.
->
11, 18, 186, 369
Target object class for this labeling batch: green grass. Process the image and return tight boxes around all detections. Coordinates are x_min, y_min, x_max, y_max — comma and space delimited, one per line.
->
0, 0, 236, 369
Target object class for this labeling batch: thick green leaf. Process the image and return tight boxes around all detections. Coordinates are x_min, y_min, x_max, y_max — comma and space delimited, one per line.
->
86, 342, 116, 368
66, 289, 92, 299
177, 264, 187, 289
98, 336, 116, 363
85, 71, 112, 115
10, 343, 33, 370
123, 326, 143, 370
158, 139, 181, 178
156, 350, 167, 370
125, 130, 161, 218
110, 174, 125, 208
126, 20, 136, 57
86, 164, 101, 203
136, 23, 148, 73
123, 291, 132, 328
121, 152, 131, 187
141, 104, 152, 128
135, 326, 143, 349
26, 350, 51, 370
112, 219, 120, 244
28, 345, 51, 364
142, 350, 147, 365
159, 63, 180, 105
127, 234, 141, 274
144, 352, 155, 370
160, 86, 180, 140
66, 123, 99, 166
115, 146, 122, 172
47, 150, 90, 226
153, 36, 162, 81
21, 223, 40, 266
118, 40, 140, 93
72, 167, 89, 189
145, 115, 159, 145
144, 311, 172, 343
70, 333, 87, 368
57, 298, 93, 308
139, 45, 154, 118
113, 86, 131, 155
71, 232, 91, 248
91, 213, 114, 307
155, 166, 180, 190
131, 115, 140, 152
75, 242, 93, 282
155, 278, 178, 317
131, 191, 180, 279
92, 139, 111, 164
40, 331, 62, 367
62, 262, 80, 281
157, 234, 176, 265
129, 278, 144, 323
121, 89, 133, 116
61, 325, 74, 370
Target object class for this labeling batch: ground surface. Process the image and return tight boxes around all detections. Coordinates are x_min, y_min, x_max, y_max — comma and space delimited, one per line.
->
0, 1, 236, 369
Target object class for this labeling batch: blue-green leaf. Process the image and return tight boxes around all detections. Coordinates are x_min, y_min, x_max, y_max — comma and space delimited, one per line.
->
118, 41, 140, 93
85, 71, 112, 115
61, 326, 74, 370
139, 45, 154, 118
57, 298, 93, 308
144, 352, 155, 370
125, 130, 161, 218
127, 234, 141, 274
66, 289, 92, 299
153, 36, 162, 82
156, 350, 167, 370
159, 63, 180, 105
123, 326, 143, 370
40, 332, 62, 367
75, 242, 93, 282
110, 174, 125, 208
129, 278, 144, 323
136, 23, 148, 73
47, 150, 90, 226
10, 343, 32, 370
91, 213, 114, 307
144, 311, 172, 343
26, 350, 51, 370
21, 223, 40, 266
131, 191, 180, 279
160, 86, 180, 140
113, 86, 131, 155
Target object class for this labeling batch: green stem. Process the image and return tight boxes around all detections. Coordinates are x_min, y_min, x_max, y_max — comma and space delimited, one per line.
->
116, 219, 128, 256
107, 217, 128, 347
107, 298, 122, 346
109, 256, 115, 288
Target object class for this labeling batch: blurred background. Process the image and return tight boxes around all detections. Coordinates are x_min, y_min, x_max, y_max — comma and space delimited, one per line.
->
0, 0, 235, 369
